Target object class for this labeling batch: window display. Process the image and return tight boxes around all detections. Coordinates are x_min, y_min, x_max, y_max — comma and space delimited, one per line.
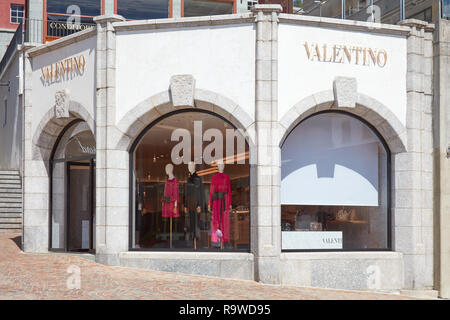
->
281, 112, 390, 251
131, 111, 250, 251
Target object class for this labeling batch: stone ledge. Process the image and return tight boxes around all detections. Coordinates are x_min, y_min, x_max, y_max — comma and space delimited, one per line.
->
279, 13, 411, 36
26, 27, 97, 58
281, 251, 403, 261
113, 13, 254, 32
119, 251, 255, 280
120, 251, 254, 261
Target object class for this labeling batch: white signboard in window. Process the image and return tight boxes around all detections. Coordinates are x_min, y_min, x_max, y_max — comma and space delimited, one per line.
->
282, 231, 343, 250
281, 113, 380, 206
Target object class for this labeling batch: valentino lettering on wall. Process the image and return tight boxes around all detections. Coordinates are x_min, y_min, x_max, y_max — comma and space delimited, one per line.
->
304, 42, 387, 68
40, 55, 86, 85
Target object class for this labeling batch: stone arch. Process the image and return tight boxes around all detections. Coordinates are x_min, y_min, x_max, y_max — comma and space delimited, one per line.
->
278, 90, 407, 154
32, 101, 96, 162
114, 88, 256, 152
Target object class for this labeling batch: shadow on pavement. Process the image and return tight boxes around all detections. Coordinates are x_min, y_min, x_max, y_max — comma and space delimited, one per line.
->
9, 235, 22, 250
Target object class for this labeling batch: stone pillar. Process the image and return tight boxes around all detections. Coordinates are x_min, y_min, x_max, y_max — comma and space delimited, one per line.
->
93, 14, 129, 266
433, 19, 450, 299
104, 0, 115, 15
236, 0, 250, 13
22, 48, 49, 252
396, 19, 435, 291
251, 4, 282, 284
27, 0, 43, 43
172, 0, 182, 18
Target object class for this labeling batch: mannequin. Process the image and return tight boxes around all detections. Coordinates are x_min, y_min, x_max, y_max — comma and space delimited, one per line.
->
162, 163, 179, 248
184, 161, 204, 249
208, 161, 232, 249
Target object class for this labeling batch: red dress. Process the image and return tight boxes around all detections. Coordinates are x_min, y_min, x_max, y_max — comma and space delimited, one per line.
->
161, 178, 179, 218
209, 172, 231, 243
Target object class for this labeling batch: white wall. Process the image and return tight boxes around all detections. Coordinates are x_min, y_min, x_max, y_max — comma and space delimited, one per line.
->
0, 54, 22, 171
278, 23, 408, 126
115, 24, 256, 124
31, 35, 97, 136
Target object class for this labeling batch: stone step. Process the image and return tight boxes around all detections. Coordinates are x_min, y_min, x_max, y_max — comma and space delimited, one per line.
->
0, 202, 22, 208
0, 212, 22, 218
0, 228, 22, 234
0, 172, 20, 180
0, 184, 22, 189
0, 197, 22, 203
0, 207, 22, 213
0, 217, 22, 224
0, 179, 21, 184
0, 188, 22, 193
0, 170, 20, 175
0, 223, 22, 229
0, 192, 22, 198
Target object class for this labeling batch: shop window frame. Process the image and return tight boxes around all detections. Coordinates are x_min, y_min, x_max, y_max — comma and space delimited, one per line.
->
280, 110, 392, 253
128, 108, 252, 253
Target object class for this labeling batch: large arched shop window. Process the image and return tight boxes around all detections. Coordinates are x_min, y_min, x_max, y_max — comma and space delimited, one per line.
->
130, 110, 250, 251
281, 112, 390, 251
50, 120, 96, 251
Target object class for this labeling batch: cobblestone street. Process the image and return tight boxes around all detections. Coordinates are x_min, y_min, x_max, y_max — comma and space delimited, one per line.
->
0, 233, 418, 300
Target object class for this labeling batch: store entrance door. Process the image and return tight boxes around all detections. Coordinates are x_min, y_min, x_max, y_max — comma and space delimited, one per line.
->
67, 160, 95, 252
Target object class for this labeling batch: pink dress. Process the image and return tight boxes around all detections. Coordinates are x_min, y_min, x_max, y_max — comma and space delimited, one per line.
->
209, 172, 231, 243
161, 178, 179, 218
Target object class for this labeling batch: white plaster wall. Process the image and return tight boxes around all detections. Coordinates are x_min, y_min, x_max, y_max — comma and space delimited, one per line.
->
0, 54, 22, 171
115, 24, 256, 124
278, 23, 407, 126
31, 36, 96, 136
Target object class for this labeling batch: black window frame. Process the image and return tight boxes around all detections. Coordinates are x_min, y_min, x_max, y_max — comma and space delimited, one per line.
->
128, 108, 252, 253
48, 119, 96, 253
280, 110, 392, 253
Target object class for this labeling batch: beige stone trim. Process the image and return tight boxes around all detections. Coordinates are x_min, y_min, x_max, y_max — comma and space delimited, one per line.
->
279, 90, 407, 154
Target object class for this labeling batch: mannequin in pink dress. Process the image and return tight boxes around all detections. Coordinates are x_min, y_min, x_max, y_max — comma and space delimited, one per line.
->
162, 163, 179, 248
208, 161, 232, 249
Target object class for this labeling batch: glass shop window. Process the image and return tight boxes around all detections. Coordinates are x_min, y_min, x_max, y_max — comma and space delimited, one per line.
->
117, 0, 169, 20
131, 111, 250, 251
47, 0, 101, 17
46, 0, 99, 40
10, 4, 24, 24
281, 112, 390, 251
184, 0, 233, 17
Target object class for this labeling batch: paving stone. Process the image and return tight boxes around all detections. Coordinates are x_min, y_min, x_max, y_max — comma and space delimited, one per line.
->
0, 233, 421, 300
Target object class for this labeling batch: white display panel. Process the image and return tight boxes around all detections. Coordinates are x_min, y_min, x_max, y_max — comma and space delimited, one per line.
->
282, 231, 343, 250
281, 113, 380, 206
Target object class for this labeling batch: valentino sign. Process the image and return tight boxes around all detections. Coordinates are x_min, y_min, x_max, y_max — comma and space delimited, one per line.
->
304, 42, 388, 68
40, 55, 86, 83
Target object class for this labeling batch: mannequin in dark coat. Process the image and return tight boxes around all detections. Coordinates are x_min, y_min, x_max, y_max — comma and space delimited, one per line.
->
184, 162, 205, 241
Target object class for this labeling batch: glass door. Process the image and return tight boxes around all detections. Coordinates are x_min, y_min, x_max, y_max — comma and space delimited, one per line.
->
67, 161, 94, 252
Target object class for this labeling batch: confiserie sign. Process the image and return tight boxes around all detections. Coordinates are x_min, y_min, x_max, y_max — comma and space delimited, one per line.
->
40, 54, 86, 82
304, 42, 388, 68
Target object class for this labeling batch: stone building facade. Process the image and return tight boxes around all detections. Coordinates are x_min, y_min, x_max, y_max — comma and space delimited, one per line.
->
1, 4, 447, 296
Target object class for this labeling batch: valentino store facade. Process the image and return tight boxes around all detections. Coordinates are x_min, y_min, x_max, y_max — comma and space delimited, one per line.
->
20, 5, 436, 292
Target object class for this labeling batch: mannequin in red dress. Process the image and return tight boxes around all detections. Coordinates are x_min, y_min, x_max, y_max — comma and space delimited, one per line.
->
208, 161, 232, 248
162, 163, 179, 218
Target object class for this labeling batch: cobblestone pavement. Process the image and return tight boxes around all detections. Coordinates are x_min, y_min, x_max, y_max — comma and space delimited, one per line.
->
0, 233, 418, 300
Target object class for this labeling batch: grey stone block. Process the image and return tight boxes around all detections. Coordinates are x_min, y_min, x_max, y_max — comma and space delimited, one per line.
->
255, 256, 280, 284
333, 77, 357, 108
170, 74, 195, 108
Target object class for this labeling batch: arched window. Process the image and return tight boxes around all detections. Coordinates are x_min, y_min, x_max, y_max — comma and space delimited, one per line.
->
281, 112, 390, 251
130, 110, 250, 251
50, 121, 96, 252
